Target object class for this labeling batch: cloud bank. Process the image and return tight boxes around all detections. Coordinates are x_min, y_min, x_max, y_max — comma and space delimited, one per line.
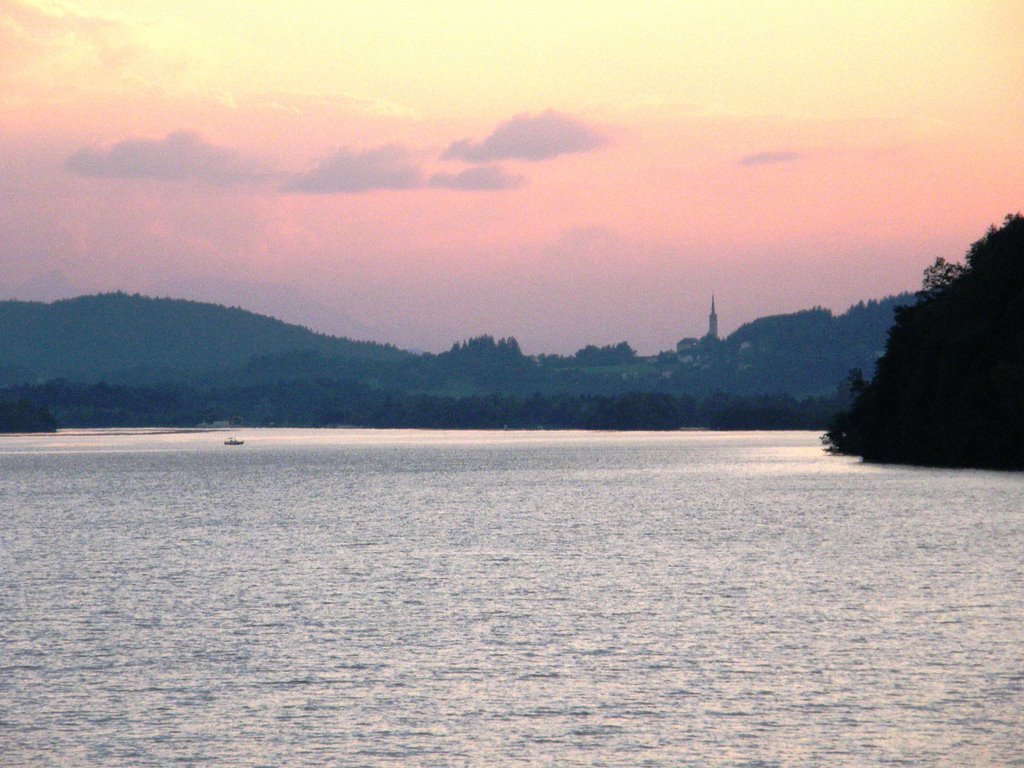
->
739, 151, 803, 167
65, 132, 263, 185
0, 0, 126, 59
443, 110, 606, 162
429, 165, 523, 191
286, 144, 423, 193
65, 109, 607, 195
288, 147, 525, 193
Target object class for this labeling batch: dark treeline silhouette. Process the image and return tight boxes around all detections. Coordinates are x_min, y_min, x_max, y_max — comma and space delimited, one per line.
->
825, 214, 1024, 469
572, 342, 638, 367
2, 379, 842, 432
0, 399, 57, 432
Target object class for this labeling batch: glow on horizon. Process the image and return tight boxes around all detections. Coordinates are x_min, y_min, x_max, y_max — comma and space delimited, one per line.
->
1, 0, 1022, 352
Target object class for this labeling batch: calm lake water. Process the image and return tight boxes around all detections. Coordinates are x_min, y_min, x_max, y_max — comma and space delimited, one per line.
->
2, 429, 1022, 766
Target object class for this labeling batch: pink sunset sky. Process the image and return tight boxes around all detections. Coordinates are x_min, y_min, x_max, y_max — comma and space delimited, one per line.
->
2, 1, 1022, 353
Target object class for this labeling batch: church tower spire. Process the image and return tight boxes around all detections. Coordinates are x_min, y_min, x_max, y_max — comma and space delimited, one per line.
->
708, 294, 718, 340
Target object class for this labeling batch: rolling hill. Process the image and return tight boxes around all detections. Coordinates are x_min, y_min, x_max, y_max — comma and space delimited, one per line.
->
0, 292, 409, 385
716, 294, 914, 395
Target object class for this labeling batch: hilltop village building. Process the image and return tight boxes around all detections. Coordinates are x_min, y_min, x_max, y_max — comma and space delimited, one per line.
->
676, 296, 719, 356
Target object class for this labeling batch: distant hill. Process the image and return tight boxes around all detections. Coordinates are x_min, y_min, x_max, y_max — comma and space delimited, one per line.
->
717, 294, 915, 395
0, 290, 913, 401
0, 292, 409, 385
394, 296, 914, 399
0, 288, 923, 429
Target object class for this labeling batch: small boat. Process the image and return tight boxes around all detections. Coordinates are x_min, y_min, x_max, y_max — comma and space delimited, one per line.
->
224, 437, 244, 446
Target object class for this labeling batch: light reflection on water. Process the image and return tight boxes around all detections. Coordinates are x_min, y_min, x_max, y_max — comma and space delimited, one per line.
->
2, 429, 1022, 766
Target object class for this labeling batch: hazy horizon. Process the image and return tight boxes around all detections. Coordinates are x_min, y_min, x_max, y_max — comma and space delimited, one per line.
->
2, 1, 1021, 353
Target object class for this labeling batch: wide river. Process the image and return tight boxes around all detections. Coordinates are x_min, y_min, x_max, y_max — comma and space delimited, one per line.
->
2, 429, 1022, 766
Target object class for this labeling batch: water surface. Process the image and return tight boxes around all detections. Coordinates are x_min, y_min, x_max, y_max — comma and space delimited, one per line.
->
2, 429, 1022, 766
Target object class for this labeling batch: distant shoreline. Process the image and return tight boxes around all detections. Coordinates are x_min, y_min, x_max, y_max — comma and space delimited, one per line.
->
49, 427, 233, 437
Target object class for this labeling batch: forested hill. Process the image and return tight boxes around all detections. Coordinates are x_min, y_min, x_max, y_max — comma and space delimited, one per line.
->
1, 289, 918, 429
729, 295, 912, 353
712, 294, 914, 395
1, 290, 913, 398
0, 292, 409, 384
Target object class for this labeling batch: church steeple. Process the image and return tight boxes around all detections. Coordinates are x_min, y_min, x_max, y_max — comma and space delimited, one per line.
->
708, 294, 718, 339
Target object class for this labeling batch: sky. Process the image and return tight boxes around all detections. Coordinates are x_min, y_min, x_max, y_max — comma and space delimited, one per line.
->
2, 1, 1022, 353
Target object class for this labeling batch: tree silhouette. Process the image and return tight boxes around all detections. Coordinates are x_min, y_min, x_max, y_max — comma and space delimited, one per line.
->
825, 214, 1024, 469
